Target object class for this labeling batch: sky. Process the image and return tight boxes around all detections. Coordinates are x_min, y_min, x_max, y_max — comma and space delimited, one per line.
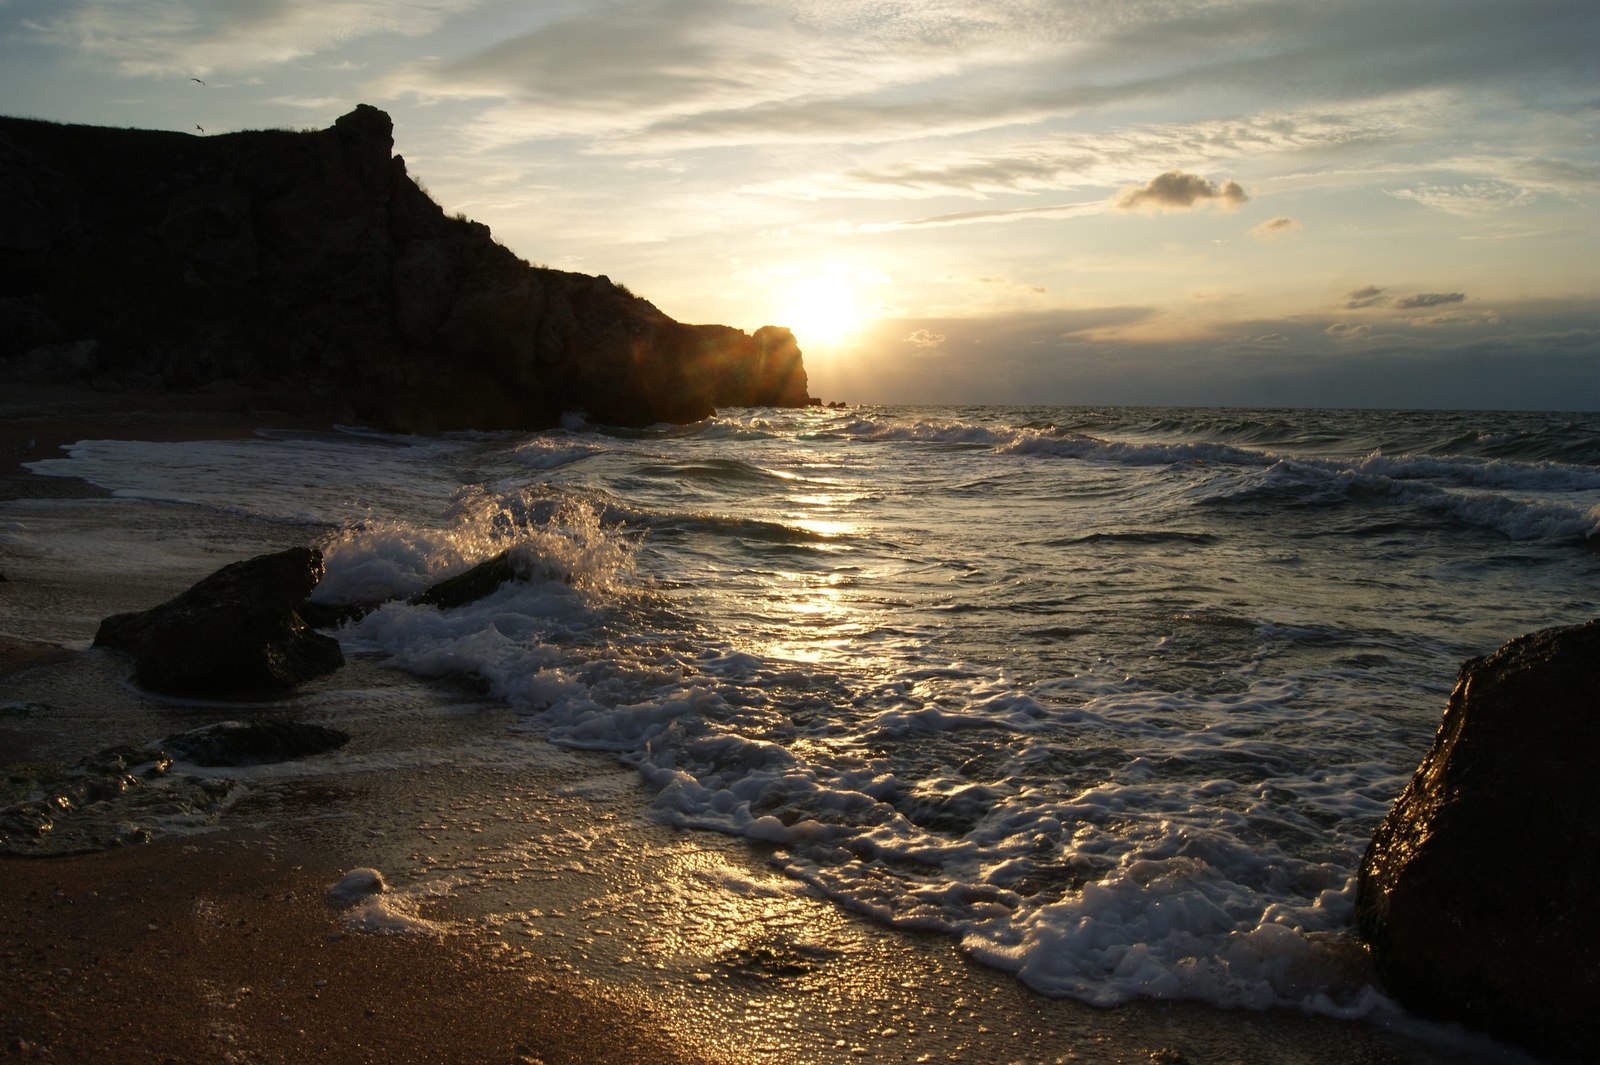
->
3, 0, 1597, 410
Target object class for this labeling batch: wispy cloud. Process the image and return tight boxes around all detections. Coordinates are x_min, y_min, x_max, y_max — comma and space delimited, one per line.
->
1343, 286, 1389, 309
857, 200, 1103, 232
1395, 292, 1466, 310
26, 0, 481, 77
1341, 287, 1469, 312
1391, 181, 1530, 215
749, 109, 1400, 201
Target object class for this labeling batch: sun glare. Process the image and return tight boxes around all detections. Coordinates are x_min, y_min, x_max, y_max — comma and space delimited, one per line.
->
781, 273, 863, 349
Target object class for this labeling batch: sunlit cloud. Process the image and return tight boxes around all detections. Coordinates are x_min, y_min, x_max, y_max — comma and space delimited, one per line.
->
1115, 171, 1248, 212
1250, 216, 1301, 240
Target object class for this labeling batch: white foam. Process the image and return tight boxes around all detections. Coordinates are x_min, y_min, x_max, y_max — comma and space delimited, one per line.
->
328, 867, 457, 934
327, 867, 388, 903
315, 489, 638, 606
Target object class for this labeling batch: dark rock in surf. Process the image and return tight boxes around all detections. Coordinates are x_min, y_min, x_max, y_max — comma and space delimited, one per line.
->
94, 547, 343, 695
1356, 618, 1600, 1061
409, 547, 571, 610
410, 551, 520, 610
163, 720, 349, 766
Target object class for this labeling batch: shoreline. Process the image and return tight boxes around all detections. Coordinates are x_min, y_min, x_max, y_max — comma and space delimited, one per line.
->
0, 387, 1529, 1065
0, 383, 334, 505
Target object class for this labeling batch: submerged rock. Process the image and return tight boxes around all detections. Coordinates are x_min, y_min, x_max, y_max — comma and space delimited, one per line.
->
0, 743, 234, 855
1356, 619, 1600, 1061
163, 720, 350, 766
94, 547, 343, 695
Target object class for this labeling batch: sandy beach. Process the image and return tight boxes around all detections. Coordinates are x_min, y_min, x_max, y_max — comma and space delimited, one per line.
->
0, 388, 1519, 1065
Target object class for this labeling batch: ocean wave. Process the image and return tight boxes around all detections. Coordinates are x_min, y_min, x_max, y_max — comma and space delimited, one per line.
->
511, 436, 610, 470
315, 487, 640, 605
1196, 461, 1600, 542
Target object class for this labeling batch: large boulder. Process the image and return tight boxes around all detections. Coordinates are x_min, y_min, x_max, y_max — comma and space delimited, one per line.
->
94, 547, 343, 695
1357, 619, 1600, 1061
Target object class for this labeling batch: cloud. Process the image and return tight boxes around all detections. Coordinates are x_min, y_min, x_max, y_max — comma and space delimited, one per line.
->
1235, 333, 1290, 350
574, 0, 1597, 153
1341, 288, 1468, 312
1250, 216, 1302, 240
1326, 322, 1372, 340
1391, 181, 1531, 215
857, 200, 1102, 232
748, 107, 1401, 201
26, 0, 480, 77
905, 329, 946, 347
1395, 292, 1466, 309
1115, 171, 1248, 212
1343, 285, 1388, 309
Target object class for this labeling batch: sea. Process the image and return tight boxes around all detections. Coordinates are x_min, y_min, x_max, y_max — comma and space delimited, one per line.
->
17, 404, 1600, 1061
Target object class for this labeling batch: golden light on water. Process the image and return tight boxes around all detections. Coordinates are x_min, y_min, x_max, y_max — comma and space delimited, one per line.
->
766, 576, 862, 664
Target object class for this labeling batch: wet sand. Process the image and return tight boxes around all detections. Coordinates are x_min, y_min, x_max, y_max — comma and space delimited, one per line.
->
0, 834, 714, 1065
0, 387, 1510, 1065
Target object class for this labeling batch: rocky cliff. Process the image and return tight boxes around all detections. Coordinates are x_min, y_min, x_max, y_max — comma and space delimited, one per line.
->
0, 104, 810, 430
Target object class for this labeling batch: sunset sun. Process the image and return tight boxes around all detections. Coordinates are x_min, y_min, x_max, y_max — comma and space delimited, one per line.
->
780, 272, 864, 348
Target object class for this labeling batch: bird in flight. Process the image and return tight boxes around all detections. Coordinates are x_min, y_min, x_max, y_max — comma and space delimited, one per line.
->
191, 77, 205, 85
195, 125, 204, 133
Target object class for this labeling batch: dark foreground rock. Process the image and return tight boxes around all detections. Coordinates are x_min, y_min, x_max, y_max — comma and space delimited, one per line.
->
94, 547, 343, 695
1357, 619, 1600, 1061
0, 105, 811, 430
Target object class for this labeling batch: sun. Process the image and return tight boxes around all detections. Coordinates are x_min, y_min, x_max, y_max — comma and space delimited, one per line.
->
779, 273, 863, 349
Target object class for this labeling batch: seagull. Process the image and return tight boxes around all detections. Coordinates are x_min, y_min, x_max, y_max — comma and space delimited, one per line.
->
191, 77, 205, 85
195, 124, 204, 133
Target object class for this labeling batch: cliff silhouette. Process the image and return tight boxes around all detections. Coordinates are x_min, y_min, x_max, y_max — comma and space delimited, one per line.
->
0, 104, 810, 430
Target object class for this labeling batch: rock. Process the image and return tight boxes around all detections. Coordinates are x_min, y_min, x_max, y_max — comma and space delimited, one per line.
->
1356, 619, 1600, 1061
408, 547, 570, 610
0, 106, 812, 429
410, 551, 521, 610
0, 743, 235, 855
94, 547, 343, 695
163, 720, 350, 766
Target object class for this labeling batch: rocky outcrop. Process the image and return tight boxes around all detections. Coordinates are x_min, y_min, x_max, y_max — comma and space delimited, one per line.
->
94, 547, 343, 695
0, 105, 810, 429
1356, 619, 1600, 1061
